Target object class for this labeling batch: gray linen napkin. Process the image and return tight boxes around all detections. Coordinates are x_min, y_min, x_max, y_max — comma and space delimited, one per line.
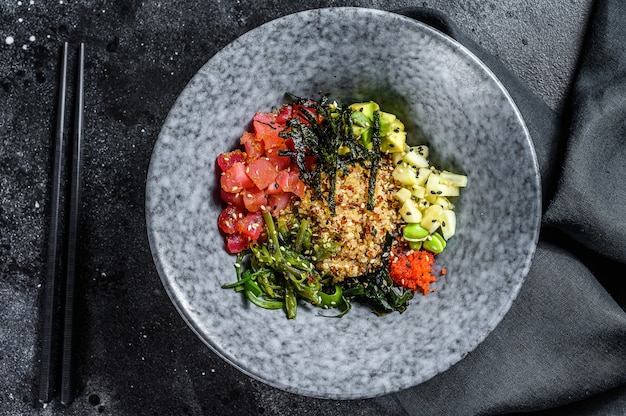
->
392, 3, 626, 415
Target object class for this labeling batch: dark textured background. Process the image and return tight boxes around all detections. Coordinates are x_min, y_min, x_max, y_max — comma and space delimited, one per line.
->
0, 1, 606, 415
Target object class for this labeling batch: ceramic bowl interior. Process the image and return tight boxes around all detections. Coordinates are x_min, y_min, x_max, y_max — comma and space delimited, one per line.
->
145, 7, 541, 399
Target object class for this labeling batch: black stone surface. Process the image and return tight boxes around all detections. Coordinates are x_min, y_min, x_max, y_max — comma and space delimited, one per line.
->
2, 1, 613, 415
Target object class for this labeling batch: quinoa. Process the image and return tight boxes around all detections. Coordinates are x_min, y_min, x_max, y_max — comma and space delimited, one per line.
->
281, 156, 400, 281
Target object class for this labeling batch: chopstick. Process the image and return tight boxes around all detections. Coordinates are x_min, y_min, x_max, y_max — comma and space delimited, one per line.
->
38, 41, 68, 407
60, 42, 84, 406
38, 42, 85, 407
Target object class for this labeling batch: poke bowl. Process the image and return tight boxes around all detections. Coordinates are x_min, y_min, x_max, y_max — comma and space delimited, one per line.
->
145, 7, 541, 399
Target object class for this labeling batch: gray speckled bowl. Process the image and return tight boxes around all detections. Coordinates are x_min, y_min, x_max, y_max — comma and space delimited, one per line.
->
146, 7, 541, 400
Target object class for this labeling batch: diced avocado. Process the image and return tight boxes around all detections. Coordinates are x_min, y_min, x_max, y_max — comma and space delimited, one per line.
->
381, 131, 406, 153
349, 101, 379, 119
350, 111, 371, 128
338, 145, 351, 155
349, 103, 378, 149
352, 125, 366, 137
358, 128, 373, 149
348, 103, 406, 152
379, 111, 405, 136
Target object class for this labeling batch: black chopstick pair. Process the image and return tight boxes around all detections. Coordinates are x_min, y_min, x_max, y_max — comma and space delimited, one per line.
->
38, 42, 84, 407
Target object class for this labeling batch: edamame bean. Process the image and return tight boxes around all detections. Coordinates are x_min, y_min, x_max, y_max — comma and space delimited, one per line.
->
409, 240, 423, 250
403, 223, 430, 241
423, 232, 446, 254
